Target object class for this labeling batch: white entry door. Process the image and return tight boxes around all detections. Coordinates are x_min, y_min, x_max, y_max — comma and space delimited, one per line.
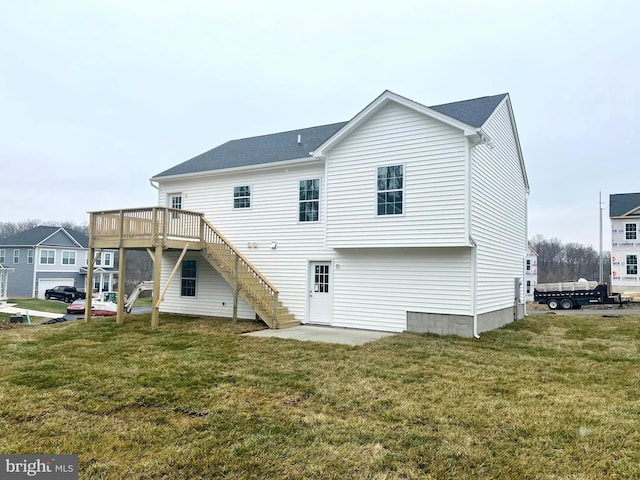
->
308, 262, 333, 325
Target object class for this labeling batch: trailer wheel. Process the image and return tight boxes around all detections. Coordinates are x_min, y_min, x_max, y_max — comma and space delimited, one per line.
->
560, 298, 573, 310
547, 299, 559, 310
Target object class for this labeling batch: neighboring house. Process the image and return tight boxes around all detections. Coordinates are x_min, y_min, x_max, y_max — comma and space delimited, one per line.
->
0, 264, 14, 302
0, 226, 117, 299
610, 193, 640, 293
129, 90, 528, 337
524, 245, 538, 302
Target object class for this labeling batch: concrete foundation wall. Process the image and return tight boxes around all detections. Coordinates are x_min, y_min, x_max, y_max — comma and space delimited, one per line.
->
407, 304, 524, 337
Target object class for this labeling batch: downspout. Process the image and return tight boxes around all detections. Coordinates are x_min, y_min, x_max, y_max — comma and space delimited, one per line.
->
470, 236, 480, 339
467, 133, 480, 339
149, 180, 159, 190
523, 191, 530, 317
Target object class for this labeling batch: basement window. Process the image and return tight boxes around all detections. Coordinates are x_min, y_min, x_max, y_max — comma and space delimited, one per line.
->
626, 223, 637, 240
181, 260, 197, 297
627, 255, 638, 275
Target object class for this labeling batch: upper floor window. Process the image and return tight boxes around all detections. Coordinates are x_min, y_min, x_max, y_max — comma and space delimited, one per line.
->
169, 193, 182, 210
233, 185, 251, 209
62, 251, 77, 265
299, 179, 320, 222
377, 165, 404, 215
27, 249, 34, 264
0, 249, 4, 264
526, 259, 531, 271
626, 223, 637, 240
181, 260, 197, 296
627, 255, 638, 275
13, 249, 19, 264
95, 252, 113, 268
40, 249, 55, 265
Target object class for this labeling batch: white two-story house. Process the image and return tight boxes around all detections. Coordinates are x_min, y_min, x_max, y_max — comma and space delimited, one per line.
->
610, 193, 640, 293
113, 90, 528, 337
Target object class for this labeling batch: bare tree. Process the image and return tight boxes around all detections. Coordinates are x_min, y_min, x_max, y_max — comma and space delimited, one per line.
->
530, 235, 611, 283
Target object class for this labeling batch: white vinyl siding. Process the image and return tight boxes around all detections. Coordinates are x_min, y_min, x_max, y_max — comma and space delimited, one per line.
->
157, 162, 331, 321
332, 248, 472, 332
159, 252, 255, 319
325, 102, 468, 247
470, 100, 528, 313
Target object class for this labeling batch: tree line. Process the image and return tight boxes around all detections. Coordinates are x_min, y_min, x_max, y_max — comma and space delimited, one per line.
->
530, 235, 611, 284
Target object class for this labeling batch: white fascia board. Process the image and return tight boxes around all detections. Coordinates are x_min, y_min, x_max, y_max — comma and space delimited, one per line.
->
150, 156, 318, 184
312, 90, 478, 159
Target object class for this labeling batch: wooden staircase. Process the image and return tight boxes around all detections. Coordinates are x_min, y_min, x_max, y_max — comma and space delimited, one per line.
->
88, 207, 298, 329
200, 219, 298, 329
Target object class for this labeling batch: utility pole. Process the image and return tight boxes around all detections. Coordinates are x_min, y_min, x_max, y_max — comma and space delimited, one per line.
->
599, 192, 604, 283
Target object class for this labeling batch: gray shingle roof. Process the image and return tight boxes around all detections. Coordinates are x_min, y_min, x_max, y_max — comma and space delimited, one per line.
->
0, 226, 88, 248
610, 193, 640, 217
153, 122, 348, 179
430, 93, 507, 128
152, 93, 507, 179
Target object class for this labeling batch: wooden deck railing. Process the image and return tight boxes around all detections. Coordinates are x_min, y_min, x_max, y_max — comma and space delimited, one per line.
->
90, 207, 203, 243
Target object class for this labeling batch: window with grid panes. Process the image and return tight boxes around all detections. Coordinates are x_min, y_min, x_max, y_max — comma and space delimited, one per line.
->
626, 224, 637, 240
627, 255, 638, 275
181, 260, 197, 296
377, 165, 403, 215
299, 179, 319, 222
233, 186, 251, 209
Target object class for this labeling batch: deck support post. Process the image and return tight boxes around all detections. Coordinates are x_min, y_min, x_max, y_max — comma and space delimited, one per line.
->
151, 244, 162, 329
84, 247, 95, 324
232, 255, 239, 322
273, 292, 278, 329
116, 247, 126, 324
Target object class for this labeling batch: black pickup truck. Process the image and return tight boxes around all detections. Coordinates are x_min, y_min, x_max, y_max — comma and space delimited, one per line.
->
44, 286, 86, 303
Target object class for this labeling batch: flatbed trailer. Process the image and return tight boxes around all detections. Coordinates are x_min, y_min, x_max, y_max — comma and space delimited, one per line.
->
534, 281, 624, 310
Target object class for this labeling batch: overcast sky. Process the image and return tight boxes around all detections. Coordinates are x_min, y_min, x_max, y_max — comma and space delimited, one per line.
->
1, 0, 638, 249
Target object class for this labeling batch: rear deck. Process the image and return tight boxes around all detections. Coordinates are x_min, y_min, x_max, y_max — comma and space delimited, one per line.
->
86, 207, 297, 329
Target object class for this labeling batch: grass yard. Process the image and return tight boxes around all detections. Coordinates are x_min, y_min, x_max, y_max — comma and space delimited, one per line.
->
0, 313, 639, 479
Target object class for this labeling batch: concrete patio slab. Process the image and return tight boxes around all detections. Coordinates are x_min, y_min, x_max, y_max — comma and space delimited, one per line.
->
243, 325, 396, 346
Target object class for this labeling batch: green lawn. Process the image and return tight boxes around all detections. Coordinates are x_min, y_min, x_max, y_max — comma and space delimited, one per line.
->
1, 313, 638, 479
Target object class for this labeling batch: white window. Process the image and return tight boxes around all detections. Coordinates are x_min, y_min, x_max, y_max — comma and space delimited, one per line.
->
526, 259, 531, 271
13, 249, 19, 264
62, 251, 77, 265
233, 185, 251, 209
169, 193, 183, 218
626, 224, 637, 240
169, 193, 183, 210
627, 255, 638, 275
299, 179, 320, 222
181, 260, 197, 296
27, 249, 34, 264
0, 249, 5, 264
377, 165, 404, 215
95, 252, 113, 268
40, 249, 55, 265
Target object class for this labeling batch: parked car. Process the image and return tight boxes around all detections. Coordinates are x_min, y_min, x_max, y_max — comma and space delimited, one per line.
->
66, 299, 117, 316
44, 286, 86, 303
